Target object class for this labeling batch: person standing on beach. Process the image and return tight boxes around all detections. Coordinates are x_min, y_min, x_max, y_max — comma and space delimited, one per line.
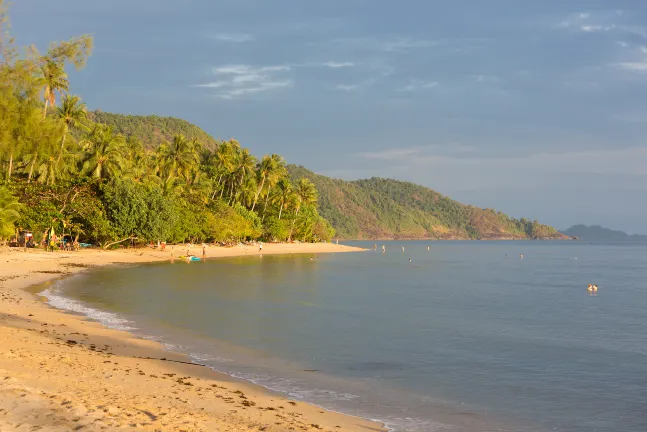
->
259, 242, 263, 253
202, 245, 206, 259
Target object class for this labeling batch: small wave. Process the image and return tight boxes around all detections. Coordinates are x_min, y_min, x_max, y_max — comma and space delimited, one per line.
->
40, 282, 135, 331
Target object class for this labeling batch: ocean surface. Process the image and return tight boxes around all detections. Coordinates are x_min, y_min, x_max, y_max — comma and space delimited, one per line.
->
40, 241, 647, 432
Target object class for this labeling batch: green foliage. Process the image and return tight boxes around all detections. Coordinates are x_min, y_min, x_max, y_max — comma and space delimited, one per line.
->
0, 186, 20, 238
288, 165, 564, 240
102, 179, 177, 242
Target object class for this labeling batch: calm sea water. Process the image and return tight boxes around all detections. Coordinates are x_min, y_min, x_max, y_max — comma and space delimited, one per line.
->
41, 241, 647, 432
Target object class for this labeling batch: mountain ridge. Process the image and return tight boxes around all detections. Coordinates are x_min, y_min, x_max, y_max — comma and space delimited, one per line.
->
288, 165, 568, 240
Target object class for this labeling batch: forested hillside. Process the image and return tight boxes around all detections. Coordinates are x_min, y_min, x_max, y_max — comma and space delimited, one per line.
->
289, 166, 567, 240
84, 111, 219, 149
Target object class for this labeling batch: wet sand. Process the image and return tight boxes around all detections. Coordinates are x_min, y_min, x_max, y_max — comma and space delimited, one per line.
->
0, 243, 385, 432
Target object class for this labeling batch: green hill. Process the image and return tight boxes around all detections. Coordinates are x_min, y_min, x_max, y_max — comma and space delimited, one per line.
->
288, 165, 567, 240
85, 110, 220, 149
71, 110, 565, 241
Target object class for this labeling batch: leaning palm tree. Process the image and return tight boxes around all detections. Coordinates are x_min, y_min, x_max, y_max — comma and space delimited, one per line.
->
0, 187, 21, 240
55, 94, 87, 161
251, 155, 274, 211
38, 59, 69, 118
81, 125, 126, 181
289, 178, 317, 241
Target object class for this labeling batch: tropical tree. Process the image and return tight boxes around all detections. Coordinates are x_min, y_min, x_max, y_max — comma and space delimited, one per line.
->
274, 178, 293, 220
81, 125, 125, 181
38, 59, 68, 118
0, 186, 20, 239
55, 94, 86, 161
289, 178, 317, 241
230, 148, 256, 205
261, 154, 286, 218
158, 134, 199, 183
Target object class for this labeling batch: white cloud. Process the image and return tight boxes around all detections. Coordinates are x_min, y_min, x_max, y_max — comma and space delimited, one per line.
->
615, 46, 647, 72
196, 64, 292, 99
321, 61, 355, 68
398, 80, 440, 92
212, 33, 254, 43
335, 79, 376, 92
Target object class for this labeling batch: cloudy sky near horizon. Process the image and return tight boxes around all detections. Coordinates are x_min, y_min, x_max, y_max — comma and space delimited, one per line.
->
11, 0, 647, 233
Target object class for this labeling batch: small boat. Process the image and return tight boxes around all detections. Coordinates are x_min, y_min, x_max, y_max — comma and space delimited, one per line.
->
179, 255, 201, 261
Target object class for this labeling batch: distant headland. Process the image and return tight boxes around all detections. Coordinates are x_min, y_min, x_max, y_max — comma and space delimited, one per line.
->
562, 225, 647, 242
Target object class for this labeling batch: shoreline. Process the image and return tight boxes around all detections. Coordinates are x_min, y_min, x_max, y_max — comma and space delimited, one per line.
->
0, 244, 386, 432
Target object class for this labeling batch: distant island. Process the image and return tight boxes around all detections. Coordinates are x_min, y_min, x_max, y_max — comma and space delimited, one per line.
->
563, 225, 647, 241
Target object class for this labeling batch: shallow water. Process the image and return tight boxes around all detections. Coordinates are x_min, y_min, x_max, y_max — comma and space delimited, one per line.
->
42, 241, 647, 431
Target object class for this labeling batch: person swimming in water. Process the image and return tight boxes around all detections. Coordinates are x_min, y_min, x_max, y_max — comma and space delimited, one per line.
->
520, 253, 524, 260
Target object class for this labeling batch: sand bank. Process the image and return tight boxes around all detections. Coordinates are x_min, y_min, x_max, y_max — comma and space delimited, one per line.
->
0, 243, 385, 432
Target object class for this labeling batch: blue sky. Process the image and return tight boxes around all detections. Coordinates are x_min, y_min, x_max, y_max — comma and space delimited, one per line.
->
11, 0, 647, 232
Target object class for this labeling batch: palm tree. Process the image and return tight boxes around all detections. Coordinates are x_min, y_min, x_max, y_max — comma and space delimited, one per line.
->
38, 60, 69, 118
261, 154, 286, 219
37, 154, 67, 185
274, 178, 293, 220
81, 125, 125, 181
230, 148, 256, 205
0, 186, 21, 239
55, 94, 86, 161
158, 134, 199, 183
252, 155, 273, 211
289, 178, 317, 241
212, 140, 237, 199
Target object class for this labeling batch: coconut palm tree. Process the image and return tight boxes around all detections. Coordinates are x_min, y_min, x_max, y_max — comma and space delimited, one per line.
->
158, 134, 199, 183
212, 140, 237, 199
38, 59, 69, 118
231, 148, 256, 205
55, 94, 86, 161
261, 154, 286, 219
273, 178, 293, 220
81, 125, 125, 181
252, 155, 273, 211
0, 186, 21, 239
289, 178, 317, 241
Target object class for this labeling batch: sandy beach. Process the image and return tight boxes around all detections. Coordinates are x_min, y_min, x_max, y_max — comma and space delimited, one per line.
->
0, 243, 384, 432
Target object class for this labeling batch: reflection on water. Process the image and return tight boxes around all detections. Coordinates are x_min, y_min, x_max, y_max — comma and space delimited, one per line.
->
44, 241, 647, 432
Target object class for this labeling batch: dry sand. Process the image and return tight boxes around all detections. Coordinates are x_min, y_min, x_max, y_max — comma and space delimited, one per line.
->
0, 243, 385, 432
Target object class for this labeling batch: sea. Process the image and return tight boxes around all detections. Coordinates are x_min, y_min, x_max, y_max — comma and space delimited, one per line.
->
38, 241, 647, 432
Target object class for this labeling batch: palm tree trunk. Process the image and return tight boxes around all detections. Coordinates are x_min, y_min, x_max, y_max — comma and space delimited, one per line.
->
261, 184, 273, 222
27, 156, 37, 183
288, 203, 301, 242
7, 151, 13, 180
57, 125, 68, 162
251, 175, 266, 212
56, 124, 67, 162
211, 174, 223, 200
43, 92, 50, 119
278, 200, 284, 220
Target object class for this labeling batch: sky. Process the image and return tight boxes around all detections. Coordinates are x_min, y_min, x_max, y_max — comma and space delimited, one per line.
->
9, 0, 647, 233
